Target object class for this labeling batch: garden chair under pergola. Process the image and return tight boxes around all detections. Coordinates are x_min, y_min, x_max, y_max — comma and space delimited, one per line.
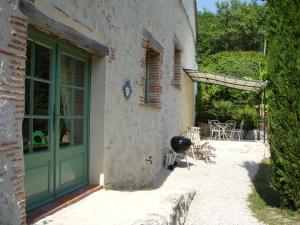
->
230, 120, 244, 141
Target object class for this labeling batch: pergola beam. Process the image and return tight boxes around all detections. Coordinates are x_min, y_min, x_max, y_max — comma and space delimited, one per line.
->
184, 69, 267, 92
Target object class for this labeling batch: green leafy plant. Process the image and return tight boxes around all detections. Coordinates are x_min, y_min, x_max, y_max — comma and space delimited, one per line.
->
196, 0, 267, 65
233, 105, 258, 130
201, 51, 267, 80
195, 51, 264, 128
208, 100, 234, 122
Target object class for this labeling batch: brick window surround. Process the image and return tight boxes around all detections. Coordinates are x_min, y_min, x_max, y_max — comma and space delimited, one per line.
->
172, 36, 182, 90
172, 47, 182, 90
140, 28, 163, 109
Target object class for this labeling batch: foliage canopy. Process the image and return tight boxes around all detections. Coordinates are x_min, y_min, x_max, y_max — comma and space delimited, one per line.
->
196, 0, 267, 65
195, 51, 265, 130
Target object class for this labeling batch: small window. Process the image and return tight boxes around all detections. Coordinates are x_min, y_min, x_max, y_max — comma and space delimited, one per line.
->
172, 43, 182, 90
144, 48, 161, 104
141, 28, 163, 109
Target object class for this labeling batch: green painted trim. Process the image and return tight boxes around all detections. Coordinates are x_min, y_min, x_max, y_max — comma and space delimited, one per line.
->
58, 116, 84, 119
25, 77, 51, 84
55, 38, 90, 196
24, 115, 51, 119
24, 28, 57, 210
86, 57, 91, 185
60, 84, 85, 90
25, 27, 91, 211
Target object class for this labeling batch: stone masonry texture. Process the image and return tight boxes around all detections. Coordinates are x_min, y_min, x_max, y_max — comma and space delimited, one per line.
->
0, 0, 28, 224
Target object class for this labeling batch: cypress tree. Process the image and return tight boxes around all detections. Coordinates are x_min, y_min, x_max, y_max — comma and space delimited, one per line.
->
267, 0, 300, 209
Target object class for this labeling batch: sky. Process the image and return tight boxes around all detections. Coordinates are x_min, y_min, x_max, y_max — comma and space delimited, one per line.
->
196, 0, 257, 13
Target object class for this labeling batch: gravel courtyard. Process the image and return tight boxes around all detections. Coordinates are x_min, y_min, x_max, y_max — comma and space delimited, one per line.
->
35, 140, 268, 225
185, 141, 268, 225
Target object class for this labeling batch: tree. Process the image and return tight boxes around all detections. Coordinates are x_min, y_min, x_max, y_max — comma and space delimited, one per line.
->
196, 0, 267, 65
197, 51, 266, 114
267, 0, 300, 209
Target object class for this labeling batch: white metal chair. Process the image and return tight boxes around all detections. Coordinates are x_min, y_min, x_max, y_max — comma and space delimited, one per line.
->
208, 120, 221, 140
186, 127, 216, 163
230, 120, 244, 141
224, 120, 236, 140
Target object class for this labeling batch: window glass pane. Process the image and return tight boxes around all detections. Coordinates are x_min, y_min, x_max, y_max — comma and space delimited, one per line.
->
32, 119, 49, 152
60, 119, 72, 147
74, 90, 84, 116
22, 118, 30, 154
26, 40, 32, 76
33, 81, 49, 115
34, 43, 51, 80
61, 55, 73, 85
60, 86, 73, 116
74, 119, 83, 145
25, 79, 30, 115
75, 60, 84, 87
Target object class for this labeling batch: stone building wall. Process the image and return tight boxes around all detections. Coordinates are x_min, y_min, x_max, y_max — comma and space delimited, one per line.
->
26, 0, 196, 189
0, 1, 28, 224
0, 0, 196, 223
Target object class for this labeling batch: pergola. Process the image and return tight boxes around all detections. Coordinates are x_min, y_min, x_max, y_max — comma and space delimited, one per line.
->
184, 69, 267, 92
184, 69, 268, 142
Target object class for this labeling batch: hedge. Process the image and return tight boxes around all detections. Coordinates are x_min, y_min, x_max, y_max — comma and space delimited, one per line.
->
267, 0, 300, 209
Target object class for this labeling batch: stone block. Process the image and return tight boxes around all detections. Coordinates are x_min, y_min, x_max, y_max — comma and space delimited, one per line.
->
133, 190, 196, 225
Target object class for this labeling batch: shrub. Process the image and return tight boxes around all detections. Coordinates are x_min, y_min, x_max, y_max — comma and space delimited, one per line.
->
201, 51, 267, 80
233, 105, 258, 130
195, 111, 217, 124
267, 0, 300, 209
208, 100, 234, 122
196, 51, 265, 118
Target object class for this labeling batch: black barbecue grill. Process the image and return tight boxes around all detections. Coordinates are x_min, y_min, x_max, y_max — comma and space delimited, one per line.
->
167, 135, 192, 170
170, 135, 192, 153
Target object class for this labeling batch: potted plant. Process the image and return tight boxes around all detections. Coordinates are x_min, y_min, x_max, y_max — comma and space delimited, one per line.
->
233, 105, 258, 140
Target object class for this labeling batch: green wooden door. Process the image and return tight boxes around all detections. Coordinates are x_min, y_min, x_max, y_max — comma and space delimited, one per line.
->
54, 45, 89, 196
23, 29, 90, 211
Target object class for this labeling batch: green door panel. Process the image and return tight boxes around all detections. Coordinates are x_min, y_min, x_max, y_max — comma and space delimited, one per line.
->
60, 153, 85, 186
24, 160, 51, 198
24, 153, 54, 210
23, 28, 90, 211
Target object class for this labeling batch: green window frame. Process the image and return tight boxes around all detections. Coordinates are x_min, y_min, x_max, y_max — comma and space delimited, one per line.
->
23, 27, 91, 211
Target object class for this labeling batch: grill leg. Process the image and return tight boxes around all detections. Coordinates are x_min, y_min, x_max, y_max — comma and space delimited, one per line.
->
184, 153, 190, 170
